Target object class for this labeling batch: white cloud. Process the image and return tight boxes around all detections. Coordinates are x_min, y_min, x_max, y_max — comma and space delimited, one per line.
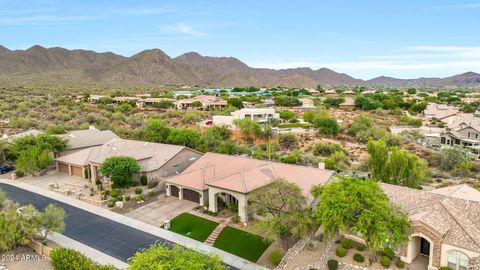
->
162, 23, 206, 37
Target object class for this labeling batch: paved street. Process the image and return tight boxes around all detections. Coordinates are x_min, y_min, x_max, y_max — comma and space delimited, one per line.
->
0, 183, 165, 262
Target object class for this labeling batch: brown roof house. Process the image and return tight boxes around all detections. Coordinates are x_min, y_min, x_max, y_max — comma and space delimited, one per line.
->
381, 184, 480, 270
339, 97, 356, 111
55, 138, 202, 182
164, 152, 334, 223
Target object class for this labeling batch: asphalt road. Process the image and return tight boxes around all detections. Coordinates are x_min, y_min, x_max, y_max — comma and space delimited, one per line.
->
0, 183, 238, 269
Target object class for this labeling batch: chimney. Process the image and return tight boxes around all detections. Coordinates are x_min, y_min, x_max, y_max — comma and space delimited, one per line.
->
318, 162, 325, 170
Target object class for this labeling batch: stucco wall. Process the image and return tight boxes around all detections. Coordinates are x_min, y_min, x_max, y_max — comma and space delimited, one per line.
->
149, 148, 202, 179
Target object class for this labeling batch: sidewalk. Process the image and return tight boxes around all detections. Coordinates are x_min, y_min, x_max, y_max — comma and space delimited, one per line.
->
48, 233, 129, 269
0, 179, 265, 270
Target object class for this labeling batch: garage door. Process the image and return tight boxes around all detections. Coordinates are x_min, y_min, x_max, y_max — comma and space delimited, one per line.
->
170, 185, 179, 197
71, 166, 83, 177
58, 163, 69, 174
182, 189, 200, 203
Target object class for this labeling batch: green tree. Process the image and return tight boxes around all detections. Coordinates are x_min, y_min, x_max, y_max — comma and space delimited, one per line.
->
191, 101, 203, 108
274, 96, 301, 107
249, 179, 314, 249
279, 110, 296, 121
198, 126, 231, 152
50, 247, 118, 270
99, 156, 140, 188
0, 203, 39, 251
347, 116, 373, 136
37, 204, 66, 244
128, 243, 226, 270
9, 134, 68, 159
433, 147, 470, 171
15, 146, 52, 175
227, 98, 244, 109
153, 100, 175, 109
313, 177, 410, 262
304, 110, 340, 135
323, 97, 345, 108
367, 140, 427, 188
142, 119, 170, 143
233, 118, 262, 141
166, 128, 201, 148
45, 125, 66, 135
324, 151, 348, 170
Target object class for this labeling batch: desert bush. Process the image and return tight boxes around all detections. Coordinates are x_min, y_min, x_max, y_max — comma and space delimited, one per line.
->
268, 249, 283, 266
335, 247, 347, 257
396, 259, 405, 268
356, 244, 366, 251
147, 181, 159, 189
382, 247, 394, 260
341, 239, 354, 249
380, 256, 391, 268
327, 259, 338, 270
353, 253, 365, 263
135, 188, 142, 194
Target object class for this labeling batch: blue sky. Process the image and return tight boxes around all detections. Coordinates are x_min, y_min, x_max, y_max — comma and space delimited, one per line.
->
1, 0, 480, 79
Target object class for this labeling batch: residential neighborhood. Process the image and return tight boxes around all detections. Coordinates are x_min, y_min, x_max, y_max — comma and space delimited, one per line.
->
2, 1, 480, 270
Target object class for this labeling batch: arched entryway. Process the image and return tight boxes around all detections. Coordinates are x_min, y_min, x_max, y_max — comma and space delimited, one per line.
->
208, 189, 247, 223
408, 234, 434, 270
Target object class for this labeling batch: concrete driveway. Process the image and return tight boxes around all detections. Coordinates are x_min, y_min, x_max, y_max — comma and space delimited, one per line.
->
126, 194, 198, 226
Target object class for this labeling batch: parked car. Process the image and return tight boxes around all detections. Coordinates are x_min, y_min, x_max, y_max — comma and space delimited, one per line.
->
0, 163, 14, 174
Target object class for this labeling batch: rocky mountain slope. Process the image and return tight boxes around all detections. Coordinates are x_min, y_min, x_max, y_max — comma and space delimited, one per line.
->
1, 45, 479, 87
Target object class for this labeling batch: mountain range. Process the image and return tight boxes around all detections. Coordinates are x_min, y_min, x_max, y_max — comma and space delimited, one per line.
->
1, 45, 479, 88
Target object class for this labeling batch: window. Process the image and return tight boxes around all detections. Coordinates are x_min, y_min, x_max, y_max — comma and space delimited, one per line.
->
447, 250, 469, 270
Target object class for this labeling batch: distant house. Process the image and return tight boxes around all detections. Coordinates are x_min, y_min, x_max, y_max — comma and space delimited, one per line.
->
55, 138, 202, 182
88, 95, 105, 103
138, 98, 175, 108
382, 183, 480, 270
339, 97, 356, 110
212, 108, 279, 128
112, 96, 141, 104
164, 152, 334, 222
175, 95, 227, 110
298, 98, 315, 108
343, 90, 355, 96
57, 128, 119, 157
423, 103, 460, 120
324, 90, 337, 96
305, 88, 320, 96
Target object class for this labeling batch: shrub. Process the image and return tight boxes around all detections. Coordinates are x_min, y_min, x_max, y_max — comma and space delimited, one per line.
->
335, 247, 347, 257
353, 253, 365, 263
356, 244, 366, 251
124, 194, 130, 201
232, 215, 240, 223
438, 267, 452, 270
396, 259, 405, 268
149, 191, 155, 197
110, 189, 119, 198
341, 239, 354, 249
327, 259, 338, 270
136, 195, 144, 201
382, 247, 394, 260
50, 247, 95, 270
306, 240, 319, 250
147, 181, 159, 189
268, 249, 283, 266
107, 201, 115, 208
380, 256, 391, 268
16, 171, 25, 177
140, 175, 148, 186
135, 188, 142, 194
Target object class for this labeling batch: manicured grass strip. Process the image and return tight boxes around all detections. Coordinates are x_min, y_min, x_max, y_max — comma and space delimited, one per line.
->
213, 226, 272, 262
168, 213, 218, 242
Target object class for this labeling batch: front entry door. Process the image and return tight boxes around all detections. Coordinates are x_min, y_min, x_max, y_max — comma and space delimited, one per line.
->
420, 238, 430, 256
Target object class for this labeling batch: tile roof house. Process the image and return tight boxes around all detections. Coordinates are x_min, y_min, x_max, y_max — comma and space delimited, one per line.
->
55, 138, 202, 181
339, 97, 356, 111
423, 103, 460, 120
381, 184, 480, 270
175, 95, 227, 110
164, 152, 334, 223
57, 128, 119, 157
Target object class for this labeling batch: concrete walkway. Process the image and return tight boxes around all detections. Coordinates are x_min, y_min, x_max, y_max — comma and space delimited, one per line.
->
48, 233, 129, 269
0, 179, 264, 270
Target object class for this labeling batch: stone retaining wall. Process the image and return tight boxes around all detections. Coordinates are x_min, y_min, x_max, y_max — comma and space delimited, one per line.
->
27, 240, 52, 260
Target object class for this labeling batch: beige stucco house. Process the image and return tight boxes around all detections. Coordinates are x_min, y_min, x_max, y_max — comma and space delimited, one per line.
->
382, 184, 480, 270
57, 128, 119, 157
164, 152, 334, 223
55, 138, 202, 182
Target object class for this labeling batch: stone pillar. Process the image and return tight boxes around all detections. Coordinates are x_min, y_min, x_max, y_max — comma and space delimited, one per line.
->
199, 194, 204, 206
68, 164, 72, 175
166, 185, 171, 196
178, 188, 183, 200
208, 192, 218, 213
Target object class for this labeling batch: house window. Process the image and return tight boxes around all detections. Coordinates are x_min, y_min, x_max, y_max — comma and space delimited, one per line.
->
447, 250, 469, 270
468, 132, 471, 138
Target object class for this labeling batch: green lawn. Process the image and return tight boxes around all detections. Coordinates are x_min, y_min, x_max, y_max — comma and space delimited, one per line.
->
168, 213, 219, 242
213, 226, 272, 262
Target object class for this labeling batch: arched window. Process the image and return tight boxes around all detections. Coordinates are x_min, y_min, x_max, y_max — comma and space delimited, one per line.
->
447, 250, 469, 270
